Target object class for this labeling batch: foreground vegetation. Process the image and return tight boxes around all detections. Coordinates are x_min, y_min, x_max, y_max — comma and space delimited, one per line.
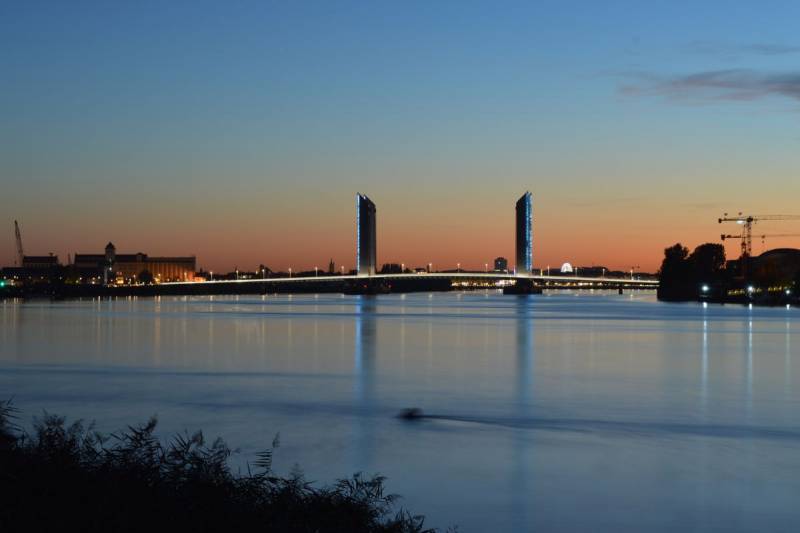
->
0, 400, 438, 532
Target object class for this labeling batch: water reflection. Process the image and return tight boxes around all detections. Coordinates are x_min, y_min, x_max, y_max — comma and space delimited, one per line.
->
786, 316, 792, 399
512, 295, 535, 529
746, 317, 753, 422
515, 296, 534, 409
353, 296, 378, 470
701, 310, 708, 420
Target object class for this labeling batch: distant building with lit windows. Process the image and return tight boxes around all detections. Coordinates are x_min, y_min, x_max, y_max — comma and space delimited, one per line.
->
74, 242, 196, 283
22, 254, 60, 270
494, 257, 508, 272
356, 194, 376, 276
515, 192, 533, 275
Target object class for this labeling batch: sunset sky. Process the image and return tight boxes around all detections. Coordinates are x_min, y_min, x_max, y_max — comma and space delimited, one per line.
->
3, 1, 800, 273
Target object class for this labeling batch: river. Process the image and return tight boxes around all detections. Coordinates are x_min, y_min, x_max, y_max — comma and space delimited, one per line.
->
1, 291, 798, 531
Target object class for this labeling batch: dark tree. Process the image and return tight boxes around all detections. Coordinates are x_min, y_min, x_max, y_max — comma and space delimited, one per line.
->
658, 243, 689, 279
657, 243, 694, 301
689, 243, 726, 281
138, 270, 154, 284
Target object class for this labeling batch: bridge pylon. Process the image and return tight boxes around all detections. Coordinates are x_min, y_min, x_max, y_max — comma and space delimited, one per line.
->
515, 192, 533, 275
356, 194, 377, 276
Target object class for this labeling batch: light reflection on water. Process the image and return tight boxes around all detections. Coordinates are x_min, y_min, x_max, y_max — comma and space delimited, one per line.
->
1, 292, 799, 532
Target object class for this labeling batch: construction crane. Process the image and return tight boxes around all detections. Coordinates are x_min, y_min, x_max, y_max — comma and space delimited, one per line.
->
718, 213, 800, 259
14, 220, 24, 267
722, 233, 800, 253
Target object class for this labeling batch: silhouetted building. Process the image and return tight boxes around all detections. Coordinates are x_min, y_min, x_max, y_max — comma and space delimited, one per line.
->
515, 192, 533, 274
750, 248, 800, 286
380, 263, 402, 274
22, 254, 60, 270
3, 254, 63, 283
328, 259, 335, 274
74, 242, 196, 283
356, 194, 376, 276
494, 257, 508, 272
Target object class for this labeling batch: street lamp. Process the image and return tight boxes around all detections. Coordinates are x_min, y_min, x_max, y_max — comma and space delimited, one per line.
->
401, 263, 405, 273
315, 266, 318, 277
341, 265, 345, 275
288, 267, 292, 278
457, 262, 461, 272
484, 263, 488, 273
210, 271, 213, 281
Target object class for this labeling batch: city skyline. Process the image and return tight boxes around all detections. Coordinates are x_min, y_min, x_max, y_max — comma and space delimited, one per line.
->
3, 1, 800, 272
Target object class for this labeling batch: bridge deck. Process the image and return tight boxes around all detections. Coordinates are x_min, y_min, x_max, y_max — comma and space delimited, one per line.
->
164, 272, 657, 286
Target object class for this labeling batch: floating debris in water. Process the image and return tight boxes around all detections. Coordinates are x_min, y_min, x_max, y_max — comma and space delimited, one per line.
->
397, 407, 424, 420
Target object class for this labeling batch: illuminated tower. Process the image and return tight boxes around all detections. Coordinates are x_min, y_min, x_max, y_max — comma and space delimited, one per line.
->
515, 192, 533, 275
356, 194, 377, 276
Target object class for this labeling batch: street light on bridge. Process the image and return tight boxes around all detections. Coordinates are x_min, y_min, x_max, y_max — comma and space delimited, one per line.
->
288, 267, 292, 278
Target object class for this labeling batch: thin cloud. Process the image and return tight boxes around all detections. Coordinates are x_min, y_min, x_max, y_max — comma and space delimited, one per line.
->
687, 41, 800, 57
745, 43, 800, 55
619, 69, 800, 104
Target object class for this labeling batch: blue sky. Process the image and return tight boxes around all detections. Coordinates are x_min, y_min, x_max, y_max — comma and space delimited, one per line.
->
2, 1, 800, 271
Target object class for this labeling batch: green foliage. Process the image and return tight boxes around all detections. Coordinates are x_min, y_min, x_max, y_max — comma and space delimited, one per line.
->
0, 401, 436, 533
138, 270, 154, 284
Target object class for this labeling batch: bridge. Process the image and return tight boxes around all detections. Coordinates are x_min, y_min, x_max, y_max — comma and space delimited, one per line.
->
160, 192, 657, 294
167, 272, 655, 286
161, 271, 656, 295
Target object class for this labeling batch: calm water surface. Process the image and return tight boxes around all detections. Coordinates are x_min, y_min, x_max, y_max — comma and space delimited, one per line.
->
1, 292, 798, 532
